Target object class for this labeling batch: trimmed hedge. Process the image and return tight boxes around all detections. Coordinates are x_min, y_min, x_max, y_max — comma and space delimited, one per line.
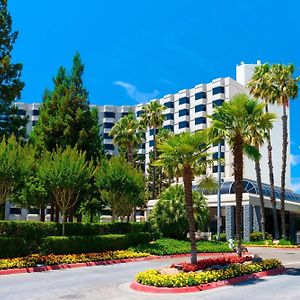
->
250, 232, 273, 241
40, 232, 152, 255
0, 237, 28, 258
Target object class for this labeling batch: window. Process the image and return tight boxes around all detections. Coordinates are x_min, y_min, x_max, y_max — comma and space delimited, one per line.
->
32, 110, 39, 116
195, 117, 206, 125
179, 109, 189, 117
17, 109, 26, 116
164, 125, 174, 131
137, 110, 144, 117
149, 140, 155, 147
213, 165, 225, 173
195, 105, 206, 113
164, 102, 174, 109
213, 139, 225, 147
121, 112, 129, 117
103, 122, 114, 129
195, 92, 206, 100
104, 112, 115, 118
9, 208, 21, 214
164, 113, 174, 120
32, 120, 37, 126
212, 86, 225, 95
104, 144, 114, 150
179, 97, 189, 105
179, 121, 189, 129
213, 99, 224, 107
139, 143, 145, 149
28, 208, 40, 214
103, 133, 112, 139
213, 152, 225, 159
150, 128, 159, 136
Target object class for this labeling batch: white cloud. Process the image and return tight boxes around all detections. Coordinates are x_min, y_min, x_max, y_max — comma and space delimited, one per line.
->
114, 81, 159, 103
291, 178, 300, 193
290, 154, 300, 166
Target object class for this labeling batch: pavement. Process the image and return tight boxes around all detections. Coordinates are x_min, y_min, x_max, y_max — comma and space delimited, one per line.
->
0, 247, 299, 300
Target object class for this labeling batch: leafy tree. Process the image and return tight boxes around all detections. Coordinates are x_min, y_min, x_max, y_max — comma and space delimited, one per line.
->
95, 156, 145, 222
30, 53, 103, 161
209, 94, 274, 256
38, 147, 93, 235
140, 101, 166, 199
150, 185, 208, 240
155, 131, 211, 264
0, 0, 27, 137
248, 63, 280, 239
0, 136, 32, 209
110, 111, 143, 165
267, 64, 299, 239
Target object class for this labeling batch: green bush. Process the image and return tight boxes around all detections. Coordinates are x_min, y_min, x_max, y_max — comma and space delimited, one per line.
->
0, 237, 28, 258
278, 239, 295, 245
212, 233, 227, 242
40, 232, 152, 255
130, 238, 232, 255
250, 232, 273, 241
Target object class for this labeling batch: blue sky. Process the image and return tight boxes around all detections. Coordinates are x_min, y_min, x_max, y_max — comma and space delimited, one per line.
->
9, 0, 300, 191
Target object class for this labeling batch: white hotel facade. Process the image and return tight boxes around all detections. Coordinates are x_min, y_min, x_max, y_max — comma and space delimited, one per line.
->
7, 61, 300, 241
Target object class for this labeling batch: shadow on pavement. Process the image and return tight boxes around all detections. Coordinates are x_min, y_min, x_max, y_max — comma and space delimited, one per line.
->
285, 268, 300, 276
232, 278, 266, 286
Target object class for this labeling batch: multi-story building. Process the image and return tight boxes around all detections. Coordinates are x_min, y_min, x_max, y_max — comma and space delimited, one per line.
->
7, 61, 300, 241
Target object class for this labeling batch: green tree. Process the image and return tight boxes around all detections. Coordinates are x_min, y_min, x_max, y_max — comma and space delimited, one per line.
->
210, 94, 275, 256
155, 131, 211, 264
140, 101, 166, 199
110, 111, 143, 165
248, 63, 280, 239
150, 185, 208, 240
38, 147, 93, 235
95, 156, 145, 222
267, 64, 299, 239
30, 53, 103, 161
0, 0, 27, 137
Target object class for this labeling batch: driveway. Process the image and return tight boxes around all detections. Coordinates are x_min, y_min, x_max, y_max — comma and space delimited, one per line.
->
0, 248, 299, 300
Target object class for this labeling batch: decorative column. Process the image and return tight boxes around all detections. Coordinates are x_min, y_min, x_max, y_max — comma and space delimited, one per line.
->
252, 205, 261, 232
4, 201, 11, 220
225, 206, 235, 241
243, 204, 253, 242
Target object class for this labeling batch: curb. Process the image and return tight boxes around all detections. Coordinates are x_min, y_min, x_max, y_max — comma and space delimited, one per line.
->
246, 246, 300, 250
0, 252, 237, 276
130, 267, 286, 294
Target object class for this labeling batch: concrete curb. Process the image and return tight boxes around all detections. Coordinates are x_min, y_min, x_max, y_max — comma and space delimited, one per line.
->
130, 267, 286, 294
0, 252, 237, 276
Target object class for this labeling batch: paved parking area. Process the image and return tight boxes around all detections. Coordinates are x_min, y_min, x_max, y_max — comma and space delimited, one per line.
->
0, 248, 299, 300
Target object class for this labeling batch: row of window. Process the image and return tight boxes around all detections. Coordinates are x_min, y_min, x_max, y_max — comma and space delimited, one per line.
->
18, 109, 39, 116
213, 165, 225, 173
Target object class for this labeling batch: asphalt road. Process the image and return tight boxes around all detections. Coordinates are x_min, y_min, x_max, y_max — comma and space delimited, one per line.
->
0, 248, 299, 300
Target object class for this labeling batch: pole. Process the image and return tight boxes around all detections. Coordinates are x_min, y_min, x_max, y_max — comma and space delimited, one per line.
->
217, 141, 222, 240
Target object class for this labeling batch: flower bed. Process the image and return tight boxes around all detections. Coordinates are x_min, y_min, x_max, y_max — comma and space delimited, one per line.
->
0, 250, 150, 270
171, 256, 253, 272
135, 259, 282, 288
245, 244, 299, 249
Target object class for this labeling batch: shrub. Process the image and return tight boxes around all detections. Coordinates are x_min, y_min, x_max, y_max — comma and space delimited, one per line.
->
130, 238, 232, 255
40, 232, 152, 255
212, 233, 227, 242
135, 259, 282, 287
0, 237, 28, 258
250, 232, 273, 241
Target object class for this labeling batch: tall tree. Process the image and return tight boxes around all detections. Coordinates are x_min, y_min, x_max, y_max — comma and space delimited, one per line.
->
210, 94, 274, 256
248, 64, 280, 239
155, 131, 211, 264
0, 0, 27, 137
267, 64, 299, 239
30, 53, 103, 161
139, 101, 165, 199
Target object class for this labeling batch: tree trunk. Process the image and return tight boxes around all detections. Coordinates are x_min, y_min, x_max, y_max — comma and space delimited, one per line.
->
233, 134, 243, 257
183, 164, 197, 264
90, 208, 93, 223
255, 157, 266, 239
133, 206, 136, 222
55, 204, 60, 223
152, 129, 157, 200
265, 104, 279, 239
40, 206, 45, 222
62, 211, 66, 236
128, 143, 134, 166
77, 213, 82, 223
50, 201, 54, 222
280, 104, 288, 239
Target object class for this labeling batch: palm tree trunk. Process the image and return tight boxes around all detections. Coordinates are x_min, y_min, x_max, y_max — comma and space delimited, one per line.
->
233, 134, 243, 257
183, 164, 197, 264
280, 104, 288, 239
128, 143, 134, 166
265, 104, 279, 239
152, 129, 157, 199
255, 157, 266, 239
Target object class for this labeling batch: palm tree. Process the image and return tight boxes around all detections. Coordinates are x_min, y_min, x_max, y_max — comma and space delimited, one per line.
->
155, 131, 211, 264
248, 110, 276, 240
248, 64, 280, 239
209, 94, 274, 256
110, 112, 143, 165
139, 101, 166, 199
267, 64, 300, 239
